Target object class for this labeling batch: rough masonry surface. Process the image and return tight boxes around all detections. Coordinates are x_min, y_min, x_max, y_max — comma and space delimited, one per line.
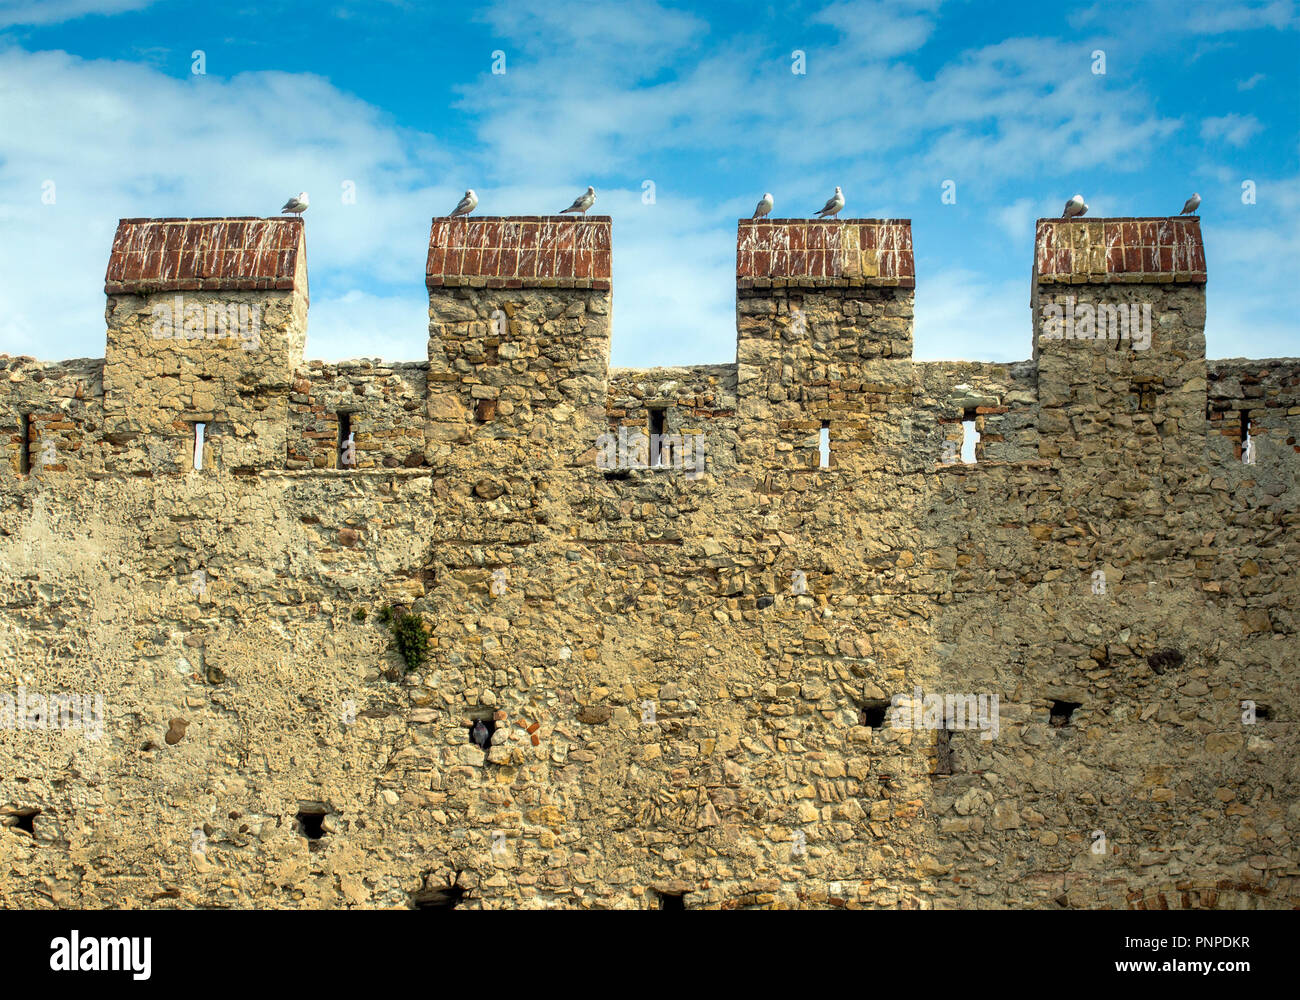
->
0, 215, 1295, 910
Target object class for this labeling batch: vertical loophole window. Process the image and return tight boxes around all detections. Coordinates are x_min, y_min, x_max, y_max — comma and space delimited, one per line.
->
962, 409, 979, 464
1241, 413, 1252, 464
819, 421, 830, 469
19, 414, 31, 474
934, 729, 954, 775
649, 408, 667, 467
338, 411, 354, 468
193, 422, 205, 471
296, 805, 328, 847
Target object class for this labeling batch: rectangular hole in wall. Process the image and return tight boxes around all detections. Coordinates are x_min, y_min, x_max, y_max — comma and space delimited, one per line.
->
296, 802, 330, 848
933, 729, 954, 776
819, 421, 830, 469
656, 890, 686, 910
1130, 381, 1157, 412
19, 414, 30, 473
192, 422, 205, 471
468, 706, 497, 751
962, 409, 979, 464
860, 699, 889, 728
411, 886, 466, 909
6, 808, 39, 835
338, 411, 354, 467
649, 408, 667, 467
1050, 700, 1081, 727
1240, 412, 1253, 464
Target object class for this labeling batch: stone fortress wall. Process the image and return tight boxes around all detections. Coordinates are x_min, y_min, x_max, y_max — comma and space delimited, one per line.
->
0, 211, 1295, 909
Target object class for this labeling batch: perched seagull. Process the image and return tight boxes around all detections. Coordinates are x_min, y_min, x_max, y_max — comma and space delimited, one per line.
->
752, 192, 774, 219
559, 185, 597, 217
471, 720, 491, 749
449, 189, 478, 218
1179, 193, 1201, 216
1062, 194, 1088, 219
280, 192, 309, 218
815, 186, 845, 218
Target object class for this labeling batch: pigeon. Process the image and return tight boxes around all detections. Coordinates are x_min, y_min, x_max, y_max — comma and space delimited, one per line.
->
752, 193, 774, 219
449, 190, 478, 218
559, 186, 596, 217
471, 720, 490, 749
1179, 193, 1201, 216
280, 192, 309, 217
814, 187, 844, 218
1062, 194, 1088, 219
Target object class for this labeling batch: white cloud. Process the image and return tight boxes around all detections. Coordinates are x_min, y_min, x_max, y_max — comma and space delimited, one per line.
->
0, 0, 155, 28
811, 0, 945, 59
914, 270, 1028, 362
1185, 0, 1297, 33
0, 46, 451, 360
1203, 172, 1300, 358
307, 290, 428, 363
1237, 72, 1266, 90
1200, 113, 1264, 146
1071, 0, 1298, 35
474, 0, 705, 73
461, 12, 1182, 205
993, 198, 1039, 243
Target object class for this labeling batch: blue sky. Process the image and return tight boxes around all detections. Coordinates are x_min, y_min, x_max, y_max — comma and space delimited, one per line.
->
1, 0, 1297, 367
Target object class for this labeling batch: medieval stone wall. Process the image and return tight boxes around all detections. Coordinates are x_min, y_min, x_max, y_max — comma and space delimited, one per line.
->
0, 214, 1294, 909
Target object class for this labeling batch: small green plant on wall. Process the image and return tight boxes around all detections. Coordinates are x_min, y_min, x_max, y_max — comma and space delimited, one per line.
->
377, 604, 428, 675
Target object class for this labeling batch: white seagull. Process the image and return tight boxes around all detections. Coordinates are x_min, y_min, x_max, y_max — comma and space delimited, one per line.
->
449, 189, 478, 218
280, 192, 309, 217
1179, 193, 1201, 216
752, 193, 774, 219
559, 186, 596, 217
815, 186, 844, 218
1062, 194, 1088, 219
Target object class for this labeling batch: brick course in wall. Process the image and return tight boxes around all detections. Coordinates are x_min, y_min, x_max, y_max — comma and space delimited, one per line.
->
736, 219, 915, 288
1034, 217, 1206, 284
106, 217, 306, 294
426, 216, 612, 289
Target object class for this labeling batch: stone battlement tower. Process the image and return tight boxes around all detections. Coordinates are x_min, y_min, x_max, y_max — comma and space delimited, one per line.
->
0, 210, 1294, 911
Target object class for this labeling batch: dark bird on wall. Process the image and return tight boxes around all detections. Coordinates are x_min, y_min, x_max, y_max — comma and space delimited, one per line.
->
280, 192, 309, 217
1180, 193, 1201, 215
471, 720, 491, 749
